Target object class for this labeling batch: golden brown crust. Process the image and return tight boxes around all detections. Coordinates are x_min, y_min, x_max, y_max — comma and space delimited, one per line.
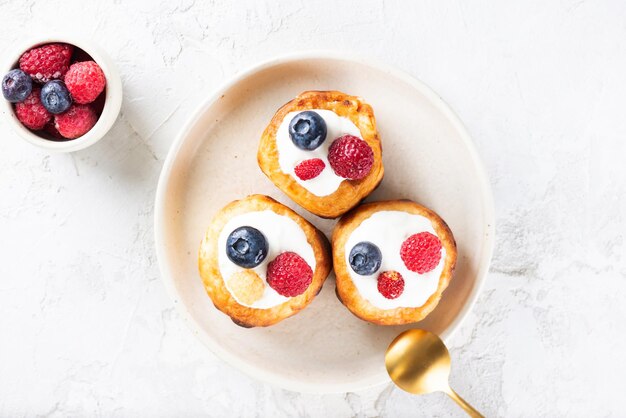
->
258, 91, 384, 219
332, 200, 457, 325
198, 195, 332, 327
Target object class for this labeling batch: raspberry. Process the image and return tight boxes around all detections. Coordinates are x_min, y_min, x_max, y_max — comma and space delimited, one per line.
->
19, 43, 73, 83
266, 252, 313, 297
294, 158, 325, 180
54, 104, 98, 139
400, 232, 442, 274
15, 87, 51, 130
64, 61, 106, 104
377, 271, 405, 299
327, 135, 374, 180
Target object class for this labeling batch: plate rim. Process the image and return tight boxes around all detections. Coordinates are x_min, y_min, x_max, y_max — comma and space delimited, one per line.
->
154, 50, 496, 394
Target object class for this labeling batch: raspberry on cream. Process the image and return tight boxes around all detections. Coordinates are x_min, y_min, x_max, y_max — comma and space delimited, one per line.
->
328, 134, 374, 180
294, 158, 326, 181
400, 232, 442, 274
377, 271, 405, 299
267, 252, 313, 297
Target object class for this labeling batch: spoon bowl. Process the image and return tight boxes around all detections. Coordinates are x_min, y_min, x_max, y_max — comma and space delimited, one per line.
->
385, 329, 484, 417
385, 329, 451, 394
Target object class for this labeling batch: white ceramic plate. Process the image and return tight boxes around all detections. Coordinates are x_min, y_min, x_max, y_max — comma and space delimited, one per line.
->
155, 52, 494, 393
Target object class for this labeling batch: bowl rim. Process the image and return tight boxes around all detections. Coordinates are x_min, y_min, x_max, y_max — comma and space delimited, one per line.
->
1, 36, 122, 153
154, 50, 496, 393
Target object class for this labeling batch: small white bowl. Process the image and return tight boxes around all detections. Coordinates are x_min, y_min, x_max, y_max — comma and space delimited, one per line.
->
1, 37, 122, 152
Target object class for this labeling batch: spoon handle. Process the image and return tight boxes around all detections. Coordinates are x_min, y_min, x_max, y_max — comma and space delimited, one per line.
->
444, 387, 484, 418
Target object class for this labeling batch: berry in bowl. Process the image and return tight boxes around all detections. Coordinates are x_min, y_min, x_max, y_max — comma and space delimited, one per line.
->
1, 38, 122, 152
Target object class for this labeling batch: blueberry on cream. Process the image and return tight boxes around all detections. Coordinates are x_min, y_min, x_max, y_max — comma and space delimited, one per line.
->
288, 111, 327, 150
225, 226, 268, 268
349, 241, 382, 276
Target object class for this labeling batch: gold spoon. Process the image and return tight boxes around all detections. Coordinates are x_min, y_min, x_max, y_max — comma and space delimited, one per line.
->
385, 329, 484, 418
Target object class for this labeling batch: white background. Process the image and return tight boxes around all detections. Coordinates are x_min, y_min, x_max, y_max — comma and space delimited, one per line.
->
1, 1, 625, 416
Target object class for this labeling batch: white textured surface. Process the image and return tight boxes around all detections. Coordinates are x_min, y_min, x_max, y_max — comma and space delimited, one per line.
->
0, 0, 624, 416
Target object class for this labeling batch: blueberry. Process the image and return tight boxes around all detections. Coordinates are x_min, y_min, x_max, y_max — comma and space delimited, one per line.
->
349, 241, 382, 275
2, 69, 32, 103
288, 111, 327, 150
40, 80, 72, 114
226, 226, 268, 268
